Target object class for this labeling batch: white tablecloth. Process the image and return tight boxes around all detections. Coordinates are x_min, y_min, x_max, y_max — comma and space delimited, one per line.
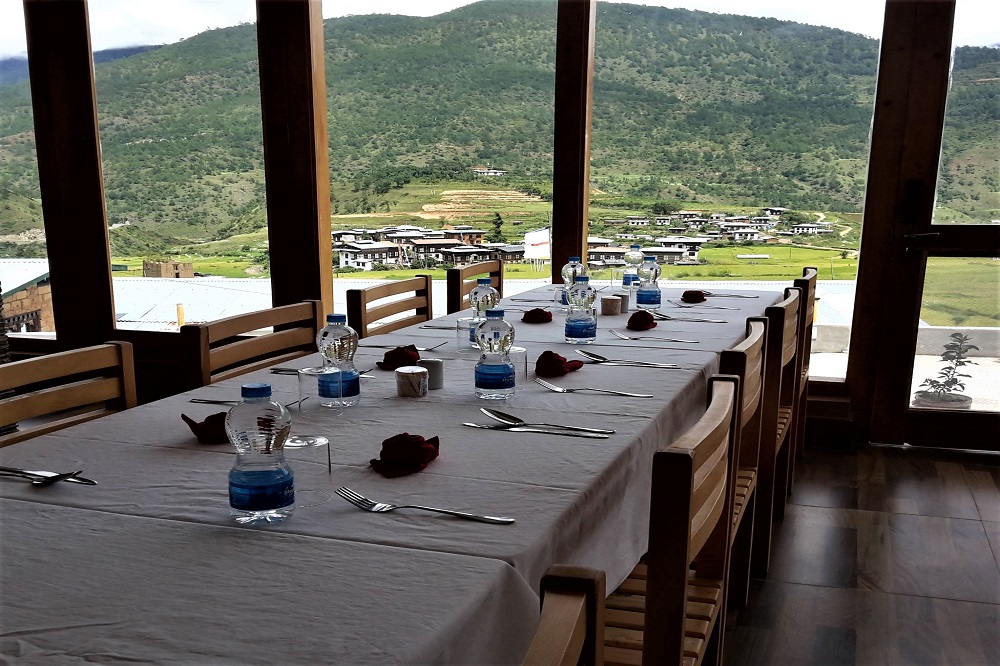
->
0, 499, 538, 664
0, 285, 779, 664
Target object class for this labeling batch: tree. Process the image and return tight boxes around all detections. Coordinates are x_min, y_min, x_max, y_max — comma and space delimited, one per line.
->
486, 212, 505, 243
650, 201, 681, 216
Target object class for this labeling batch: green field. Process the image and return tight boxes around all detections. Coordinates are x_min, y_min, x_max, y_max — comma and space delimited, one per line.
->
920, 257, 999, 327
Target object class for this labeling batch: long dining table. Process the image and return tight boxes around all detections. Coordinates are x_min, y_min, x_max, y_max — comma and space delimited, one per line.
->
0, 283, 781, 664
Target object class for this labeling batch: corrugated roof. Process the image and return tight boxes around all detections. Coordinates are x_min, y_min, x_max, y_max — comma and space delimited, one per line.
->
0, 258, 50, 298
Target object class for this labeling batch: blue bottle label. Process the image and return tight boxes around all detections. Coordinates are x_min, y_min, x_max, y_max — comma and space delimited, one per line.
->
318, 374, 340, 399
475, 363, 515, 389
229, 469, 294, 511
637, 288, 661, 305
340, 371, 361, 398
565, 318, 597, 339
560, 291, 568, 305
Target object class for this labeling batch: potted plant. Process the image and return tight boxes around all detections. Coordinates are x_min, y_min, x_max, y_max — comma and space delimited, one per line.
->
912, 332, 978, 409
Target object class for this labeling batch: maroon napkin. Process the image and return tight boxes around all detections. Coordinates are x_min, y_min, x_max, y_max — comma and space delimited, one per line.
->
370, 433, 440, 478
534, 350, 584, 378
521, 308, 553, 323
181, 412, 229, 444
681, 289, 707, 303
376, 345, 421, 370
626, 311, 658, 331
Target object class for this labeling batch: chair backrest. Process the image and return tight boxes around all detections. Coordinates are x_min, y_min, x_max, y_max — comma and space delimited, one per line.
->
346, 275, 434, 339
793, 267, 817, 389
0, 341, 137, 447
719, 318, 767, 474
764, 287, 801, 413
643, 375, 739, 664
446, 260, 504, 314
522, 565, 606, 666
179, 300, 323, 387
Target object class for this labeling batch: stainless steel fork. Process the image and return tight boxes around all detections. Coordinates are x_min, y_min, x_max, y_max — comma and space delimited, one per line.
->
609, 329, 698, 344
335, 487, 515, 524
533, 377, 653, 398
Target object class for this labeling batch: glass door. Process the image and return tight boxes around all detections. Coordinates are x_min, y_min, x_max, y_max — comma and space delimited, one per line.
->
869, 2, 999, 448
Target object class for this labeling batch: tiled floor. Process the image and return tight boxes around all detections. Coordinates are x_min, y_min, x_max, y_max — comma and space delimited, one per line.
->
725, 445, 1000, 665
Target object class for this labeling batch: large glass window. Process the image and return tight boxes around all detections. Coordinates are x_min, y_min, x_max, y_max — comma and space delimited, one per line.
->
89, 0, 270, 331
0, 4, 52, 335
591, 1, 880, 379
323, 2, 558, 315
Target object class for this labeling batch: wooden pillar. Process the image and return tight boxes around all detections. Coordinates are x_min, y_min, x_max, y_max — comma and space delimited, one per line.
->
256, 0, 332, 312
847, 0, 955, 443
550, 0, 595, 283
23, 0, 115, 347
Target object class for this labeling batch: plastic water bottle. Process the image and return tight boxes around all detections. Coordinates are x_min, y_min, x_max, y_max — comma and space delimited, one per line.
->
470, 277, 500, 317
565, 276, 597, 344
560, 256, 587, 286
623, 244, 643, 281
636, 256, 662, 310
226, 383, 294, 524
468, 278, 500, 347
474, 308, 516, 400
316, 313, 361, 406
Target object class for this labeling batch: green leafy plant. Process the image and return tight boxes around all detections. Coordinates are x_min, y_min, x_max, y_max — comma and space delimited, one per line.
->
917, 333, 978, 400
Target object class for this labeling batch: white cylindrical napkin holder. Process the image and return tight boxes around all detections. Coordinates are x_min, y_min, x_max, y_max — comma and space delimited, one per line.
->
416, 358, 444, 390
395, 366, 429, 398
600, 296, 622, 316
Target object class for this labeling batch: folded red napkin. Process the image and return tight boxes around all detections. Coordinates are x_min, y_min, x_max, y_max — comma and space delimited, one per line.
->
521, 308, 553, 323
376, 345, 421, 370
626, 311, 658, 331
181, 412, 229, 444
370, 433, 440, 478
534, 350, 584, 377
681, 289, 707, 303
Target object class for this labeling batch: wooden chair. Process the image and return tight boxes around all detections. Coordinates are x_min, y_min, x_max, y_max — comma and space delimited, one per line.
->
717, 318, 766, 610
522, 566, 606, 666
604, 375, 740, 666
0, 341, 137, 447
179, 300, 323, 387
346, 275, 433, 339
750, 288, 801, 579
788, 267, 818, 495
446, 260, 503, 314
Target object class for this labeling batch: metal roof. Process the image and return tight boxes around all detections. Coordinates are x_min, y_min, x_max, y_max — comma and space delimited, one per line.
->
0, 258, 50, 298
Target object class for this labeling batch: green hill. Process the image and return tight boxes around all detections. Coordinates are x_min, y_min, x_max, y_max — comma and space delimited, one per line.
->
0, 0, 995, 255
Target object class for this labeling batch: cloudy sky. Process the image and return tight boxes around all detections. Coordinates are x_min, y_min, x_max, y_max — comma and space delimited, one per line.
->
0, 0, 996, 58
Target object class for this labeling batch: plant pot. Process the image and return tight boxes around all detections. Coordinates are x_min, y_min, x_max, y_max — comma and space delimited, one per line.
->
911, 391, 973, 410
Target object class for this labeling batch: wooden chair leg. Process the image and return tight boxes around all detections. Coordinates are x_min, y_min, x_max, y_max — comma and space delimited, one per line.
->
750, 462, 775, 580
773, 444, 790, 522
728, 494, 755, 609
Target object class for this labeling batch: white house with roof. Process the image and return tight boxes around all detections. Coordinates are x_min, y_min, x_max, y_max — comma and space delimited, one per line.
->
626, 216, 650, 227
407, 238, 463, 262
791, 223, 823, 235
587, 246, 627, 267
655, 236, 709, 262
338, 240, 402, 270
642, 247, 687, 264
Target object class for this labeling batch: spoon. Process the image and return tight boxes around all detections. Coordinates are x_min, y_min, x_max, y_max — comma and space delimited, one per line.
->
32, 470, 82, 487
574, 350, 679, 368
479, 407, 615, 434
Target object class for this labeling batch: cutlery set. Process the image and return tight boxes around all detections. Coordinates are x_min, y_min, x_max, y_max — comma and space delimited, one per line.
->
666, 299, 739, 310
609, 329, 698, 343
360, 342, 448, 352
0, 466, 96, 486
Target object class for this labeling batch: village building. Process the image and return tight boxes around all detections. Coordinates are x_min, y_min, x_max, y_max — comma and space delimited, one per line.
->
142, 260, 194, 278
586, 246, 627, 267
337, 240, 402, 270
406, 238, 464, 262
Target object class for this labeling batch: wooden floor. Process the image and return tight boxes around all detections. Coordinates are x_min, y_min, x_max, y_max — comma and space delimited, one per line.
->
725, 444, 1000, 665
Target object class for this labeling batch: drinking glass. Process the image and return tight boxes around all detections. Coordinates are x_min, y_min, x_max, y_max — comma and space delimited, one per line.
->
509, 346, 528, 391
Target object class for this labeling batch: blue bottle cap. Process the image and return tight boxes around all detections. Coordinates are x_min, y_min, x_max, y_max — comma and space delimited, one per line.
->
568, 256, 581, 262
575, 276, 590, 283
327, 313, 347, 323
623, 275, 632, 284
476, 278, 492, 285
631, 244, 641, 250
241, 383, 271, 398
644, 256, 656, 261
485, 308, 504, 318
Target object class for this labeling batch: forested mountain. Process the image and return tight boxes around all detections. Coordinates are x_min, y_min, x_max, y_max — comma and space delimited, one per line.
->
0, 0, 995, 254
